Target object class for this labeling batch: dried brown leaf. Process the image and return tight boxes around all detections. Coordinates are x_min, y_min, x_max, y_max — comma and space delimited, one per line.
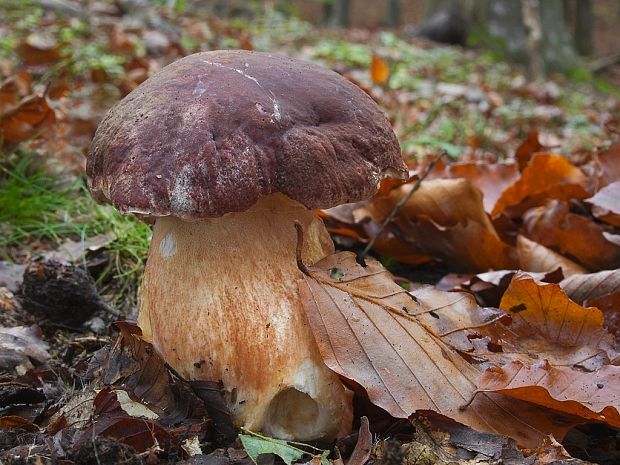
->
382, 178, 516, 271
523, 200, 620, 270
585, 181, 620, 227
298, 252, 572, 446
478, 361, 620, 428
516, 235, 586, 278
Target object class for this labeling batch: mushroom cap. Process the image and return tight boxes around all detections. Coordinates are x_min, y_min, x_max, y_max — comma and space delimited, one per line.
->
87, 50, 407, 219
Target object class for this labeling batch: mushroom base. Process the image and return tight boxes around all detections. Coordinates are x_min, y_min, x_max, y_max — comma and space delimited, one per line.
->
138, 194, 353, 440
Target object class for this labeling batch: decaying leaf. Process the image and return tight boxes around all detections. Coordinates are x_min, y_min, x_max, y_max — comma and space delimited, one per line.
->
523, 200, 620, 270
493, 153, 590, 218
561, 269, 620, 305
586, 181, 620, 227
298, 252, 574, 446
499, 273, 617, 368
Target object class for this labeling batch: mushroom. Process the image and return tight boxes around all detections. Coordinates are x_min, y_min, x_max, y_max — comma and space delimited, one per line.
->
86, 50, 407, 441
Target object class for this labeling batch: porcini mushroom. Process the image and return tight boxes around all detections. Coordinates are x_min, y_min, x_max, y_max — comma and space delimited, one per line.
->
87, 50, 407, 440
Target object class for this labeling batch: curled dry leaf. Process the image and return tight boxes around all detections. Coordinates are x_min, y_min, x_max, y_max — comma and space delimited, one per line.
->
585, 181, 620, 227
368, 178, 516, 271
523, 200, 620, 270
492, 153, 590, 218
298, 252, 574, 447
516, 235, 586, 278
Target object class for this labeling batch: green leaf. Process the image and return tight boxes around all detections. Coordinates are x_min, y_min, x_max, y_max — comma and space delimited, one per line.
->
239, 434, 305, 465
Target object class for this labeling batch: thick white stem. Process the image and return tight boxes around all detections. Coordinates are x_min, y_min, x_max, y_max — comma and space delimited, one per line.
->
138, 194, 353, 440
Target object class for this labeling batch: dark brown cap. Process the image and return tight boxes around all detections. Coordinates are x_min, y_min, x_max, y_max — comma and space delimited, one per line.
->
87, 50, 407, 219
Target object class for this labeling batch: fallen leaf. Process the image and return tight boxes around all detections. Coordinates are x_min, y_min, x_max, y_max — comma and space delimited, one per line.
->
498, 273, 617, 370
516, 235, 586, 277
298, 252, 572, 446
345, 417, 371, 465
477, 360, 620, 428
523, 200, 620, 270
239, 431, 329, 465
0, 325, 50, 375
493, 153, 590, 218
561, 269, 620, 305
370, 55, 389, 85
515, 129, 545, 171
585, 181, 620, 227
373, 178, 516, 271
591, 141, 620, 188
561, 269, 620, 341
431, 161, 520, 214
0, 93, 56, 146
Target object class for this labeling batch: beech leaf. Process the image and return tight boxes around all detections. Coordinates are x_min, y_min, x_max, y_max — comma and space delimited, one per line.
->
298, 252, 572, 446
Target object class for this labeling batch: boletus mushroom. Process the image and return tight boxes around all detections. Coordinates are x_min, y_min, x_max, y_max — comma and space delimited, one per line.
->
87, 50, 407, 440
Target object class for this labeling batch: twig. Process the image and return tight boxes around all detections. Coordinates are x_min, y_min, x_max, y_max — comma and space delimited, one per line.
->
356, 151, 444, 267
294, 221, 310, 276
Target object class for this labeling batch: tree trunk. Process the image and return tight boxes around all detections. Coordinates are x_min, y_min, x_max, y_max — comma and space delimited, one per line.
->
574, 0, 593, 56
386, 0, 400, 27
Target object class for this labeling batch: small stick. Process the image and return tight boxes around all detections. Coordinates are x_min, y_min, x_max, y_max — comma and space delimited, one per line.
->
356, 151, 445, 266
294, 221, 310, 276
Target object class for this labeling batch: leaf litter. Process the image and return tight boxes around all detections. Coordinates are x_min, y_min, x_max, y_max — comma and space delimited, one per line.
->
1, 1, 620, 464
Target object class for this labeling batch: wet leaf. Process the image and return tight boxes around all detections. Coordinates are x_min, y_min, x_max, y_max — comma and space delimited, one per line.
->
0, 93, 56, 146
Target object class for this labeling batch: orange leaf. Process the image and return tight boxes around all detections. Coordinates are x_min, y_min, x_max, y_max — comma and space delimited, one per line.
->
370, 55, 389, 85
478, 361, 620, 427
523, 200, 620, 270
388, 178, 516, 271
499, 273, 616, 368
435, 161, 520, 214
492, 153, 590, 218
514, 130, 545, 171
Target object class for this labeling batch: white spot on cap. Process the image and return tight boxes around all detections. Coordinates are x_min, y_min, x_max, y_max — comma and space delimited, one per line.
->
159, 231, 177, 258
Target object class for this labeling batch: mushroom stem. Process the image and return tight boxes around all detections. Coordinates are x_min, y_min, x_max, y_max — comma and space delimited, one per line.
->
138, 193, 353, 440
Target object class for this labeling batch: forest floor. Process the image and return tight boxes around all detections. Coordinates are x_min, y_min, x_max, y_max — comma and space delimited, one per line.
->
1, 1, 620, 464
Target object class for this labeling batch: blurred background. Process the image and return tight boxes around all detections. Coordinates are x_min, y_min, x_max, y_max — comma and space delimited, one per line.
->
1, 0, 619, 312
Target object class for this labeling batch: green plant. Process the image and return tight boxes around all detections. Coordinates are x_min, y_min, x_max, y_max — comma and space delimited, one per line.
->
0, 153, 151, 309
